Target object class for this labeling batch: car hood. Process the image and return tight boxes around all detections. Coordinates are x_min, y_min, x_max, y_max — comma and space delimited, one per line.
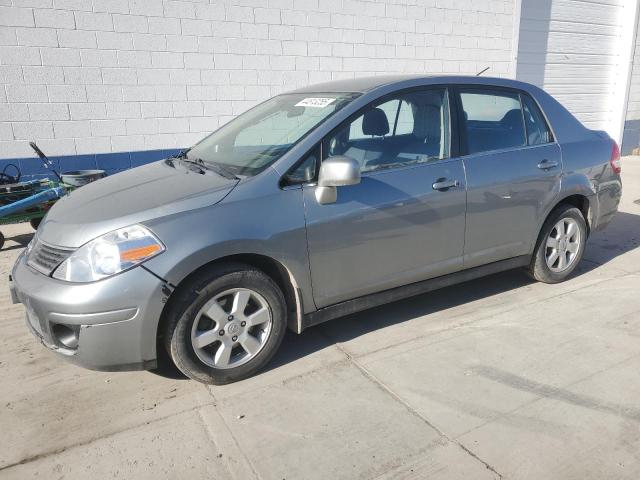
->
37, 159, 239, 248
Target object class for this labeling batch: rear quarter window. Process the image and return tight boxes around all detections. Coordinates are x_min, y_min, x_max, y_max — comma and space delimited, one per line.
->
522, 94, 553, 145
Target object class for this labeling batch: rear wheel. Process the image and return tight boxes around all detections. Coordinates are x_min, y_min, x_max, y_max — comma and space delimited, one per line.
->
163, 264, 286, 384
528, 204, 587, 283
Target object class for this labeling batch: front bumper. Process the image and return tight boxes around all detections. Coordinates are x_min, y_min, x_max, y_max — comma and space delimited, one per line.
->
11, 252, 167, 371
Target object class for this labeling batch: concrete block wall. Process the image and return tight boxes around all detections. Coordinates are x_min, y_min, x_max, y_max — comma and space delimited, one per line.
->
0, 0, 515, 178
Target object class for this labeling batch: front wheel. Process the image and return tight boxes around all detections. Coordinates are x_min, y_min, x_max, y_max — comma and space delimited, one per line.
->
528, 204, 587, 283
163, 264, 287, 385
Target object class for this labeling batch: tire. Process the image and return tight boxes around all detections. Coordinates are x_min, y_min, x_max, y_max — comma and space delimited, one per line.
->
528, 204, 587, 283
162, 263, 287, 385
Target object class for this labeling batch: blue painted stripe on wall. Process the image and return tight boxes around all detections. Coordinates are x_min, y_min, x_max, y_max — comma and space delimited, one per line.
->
0, 148, 183, 182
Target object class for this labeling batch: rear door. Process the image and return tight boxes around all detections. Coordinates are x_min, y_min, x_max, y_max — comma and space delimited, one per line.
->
301, 87, 468, 308
457, 87, 562, 267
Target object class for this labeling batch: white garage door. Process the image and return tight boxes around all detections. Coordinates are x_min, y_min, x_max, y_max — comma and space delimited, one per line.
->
622, 22, 640, 154
516, 0, 625, 133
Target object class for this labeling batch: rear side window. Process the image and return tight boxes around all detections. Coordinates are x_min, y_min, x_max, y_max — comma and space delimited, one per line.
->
522, 94, 553, 145
460, 89, 526, 155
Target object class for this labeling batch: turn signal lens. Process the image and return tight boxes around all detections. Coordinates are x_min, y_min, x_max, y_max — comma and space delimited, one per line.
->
120, 244, 163, 262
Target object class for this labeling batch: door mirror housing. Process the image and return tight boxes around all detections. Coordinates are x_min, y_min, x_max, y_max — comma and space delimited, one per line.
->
315, 156, 361, 204
318, 155, 361, 187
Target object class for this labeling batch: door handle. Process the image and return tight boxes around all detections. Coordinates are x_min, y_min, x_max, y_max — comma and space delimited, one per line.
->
537, 159, 559, 170
432, 179, 460, 190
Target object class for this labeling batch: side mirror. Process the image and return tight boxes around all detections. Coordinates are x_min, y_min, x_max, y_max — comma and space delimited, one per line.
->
315, 156, 361, 205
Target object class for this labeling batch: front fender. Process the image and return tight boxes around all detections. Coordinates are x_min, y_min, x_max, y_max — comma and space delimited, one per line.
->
141, 184, 315, 316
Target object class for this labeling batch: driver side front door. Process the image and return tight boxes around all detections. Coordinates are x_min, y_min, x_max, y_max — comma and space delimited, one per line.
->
302, 87, 467, 308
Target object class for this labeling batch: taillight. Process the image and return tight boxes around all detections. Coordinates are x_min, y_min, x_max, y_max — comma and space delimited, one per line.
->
610, 141, 621, 174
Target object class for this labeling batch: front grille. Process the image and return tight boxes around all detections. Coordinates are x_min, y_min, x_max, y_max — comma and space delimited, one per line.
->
27, 239, 74, 275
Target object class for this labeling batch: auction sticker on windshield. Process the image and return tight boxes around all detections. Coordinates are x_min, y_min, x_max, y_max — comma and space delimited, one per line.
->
295, 97, 336, 108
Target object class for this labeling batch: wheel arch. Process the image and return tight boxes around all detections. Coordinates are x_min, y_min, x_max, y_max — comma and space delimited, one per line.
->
531, 192, 593, 258
157, 253, 303, 341
556, 194, 592, 235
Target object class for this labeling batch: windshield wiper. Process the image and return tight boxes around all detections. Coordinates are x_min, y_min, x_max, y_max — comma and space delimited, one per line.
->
181, 156, 238, 180
204, 161, 238, 180
166, 148, 191, 168
167, 148, 190, 160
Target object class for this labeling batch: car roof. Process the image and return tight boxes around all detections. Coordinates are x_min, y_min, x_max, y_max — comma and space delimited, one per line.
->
289, 74, 535, 94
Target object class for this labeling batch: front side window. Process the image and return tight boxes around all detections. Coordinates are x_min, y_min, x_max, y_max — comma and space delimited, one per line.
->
460, 89, 526, 155
323, 88, 450, 173
394, 100, 414, 135
348, 99, 401, 141
522, 94, 552, 145
188, 92, 359, 177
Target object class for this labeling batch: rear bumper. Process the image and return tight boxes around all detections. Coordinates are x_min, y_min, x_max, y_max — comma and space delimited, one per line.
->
11, 251, 166, 371
593, 177, 622, 231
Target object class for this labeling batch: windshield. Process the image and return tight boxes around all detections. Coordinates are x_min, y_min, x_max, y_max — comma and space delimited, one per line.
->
186, 92, 359, 177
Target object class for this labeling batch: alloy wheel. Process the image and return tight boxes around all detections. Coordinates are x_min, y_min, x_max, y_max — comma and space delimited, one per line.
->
190, 288, 272, 369
545, 217, 581, 272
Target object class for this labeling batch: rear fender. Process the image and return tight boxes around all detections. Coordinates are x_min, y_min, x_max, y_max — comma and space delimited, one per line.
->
531, 175, 596, 253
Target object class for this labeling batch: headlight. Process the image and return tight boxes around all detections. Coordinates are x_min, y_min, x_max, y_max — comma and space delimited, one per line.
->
25, 236, 35, 256
52, 225, 165, 282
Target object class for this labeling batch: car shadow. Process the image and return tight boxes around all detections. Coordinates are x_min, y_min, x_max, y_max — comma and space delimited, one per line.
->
1, 232, 34, 251
583, 211, 640, 265
263, 210, 640, 375
265, 268, 534, 373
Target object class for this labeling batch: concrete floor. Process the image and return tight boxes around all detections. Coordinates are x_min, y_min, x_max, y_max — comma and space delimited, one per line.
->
1, 159, 640, 480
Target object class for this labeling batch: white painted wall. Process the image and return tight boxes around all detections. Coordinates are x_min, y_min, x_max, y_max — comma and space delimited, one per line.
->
0, 0, 516, 160
516, 0, 628, 139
